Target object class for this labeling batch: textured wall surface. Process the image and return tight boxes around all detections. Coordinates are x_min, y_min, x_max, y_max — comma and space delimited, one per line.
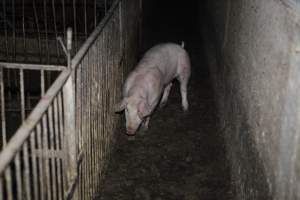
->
201, 0, 300, 199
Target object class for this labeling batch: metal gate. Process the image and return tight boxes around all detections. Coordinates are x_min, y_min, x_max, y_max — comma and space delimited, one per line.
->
0, 0, 142, 199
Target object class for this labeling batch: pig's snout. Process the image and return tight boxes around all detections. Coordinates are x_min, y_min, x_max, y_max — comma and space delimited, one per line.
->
126, 126, 137, 135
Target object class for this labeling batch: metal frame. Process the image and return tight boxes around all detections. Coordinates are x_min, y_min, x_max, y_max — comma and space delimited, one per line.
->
0, 0, 141, 199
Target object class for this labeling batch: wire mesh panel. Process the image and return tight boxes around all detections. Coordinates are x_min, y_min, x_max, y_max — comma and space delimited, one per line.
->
0, 0, 114, 64
73, 0, 141, 198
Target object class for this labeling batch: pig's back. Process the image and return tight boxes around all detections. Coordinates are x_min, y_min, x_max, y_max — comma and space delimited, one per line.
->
137, 43, 185, 84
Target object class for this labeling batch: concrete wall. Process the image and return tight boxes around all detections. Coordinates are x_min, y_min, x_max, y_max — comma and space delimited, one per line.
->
201, 0, 300, 199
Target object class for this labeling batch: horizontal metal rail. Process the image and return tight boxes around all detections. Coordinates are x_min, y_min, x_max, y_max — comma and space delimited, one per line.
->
0, 62, 65, 71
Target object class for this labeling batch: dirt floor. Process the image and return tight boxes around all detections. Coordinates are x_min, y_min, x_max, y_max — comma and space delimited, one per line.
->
96, 35, 233, 199
96, 2, 233, 199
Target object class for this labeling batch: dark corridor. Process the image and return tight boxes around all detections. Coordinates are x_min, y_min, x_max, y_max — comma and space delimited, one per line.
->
97, 1, 233, 199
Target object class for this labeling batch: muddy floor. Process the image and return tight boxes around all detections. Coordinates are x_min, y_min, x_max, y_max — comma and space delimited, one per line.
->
96, 35, 233, 199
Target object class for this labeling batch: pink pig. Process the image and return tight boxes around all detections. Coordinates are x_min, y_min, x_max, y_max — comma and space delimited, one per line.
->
115, 42, 191, 135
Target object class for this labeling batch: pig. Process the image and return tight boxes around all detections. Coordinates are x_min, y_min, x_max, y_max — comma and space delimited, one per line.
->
115, 42, 191, 135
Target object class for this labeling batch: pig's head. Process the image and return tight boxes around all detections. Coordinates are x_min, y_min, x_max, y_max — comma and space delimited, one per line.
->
115, 97, 151, 135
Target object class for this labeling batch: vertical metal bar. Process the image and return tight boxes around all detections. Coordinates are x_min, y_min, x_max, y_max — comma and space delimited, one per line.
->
62, 0, 66, 40
36, 123, 45, 200
20, 69, 25, 121
22, 0, 27, 62
41, 70, 45, 95
87, 49, 93, 195
73, 0, 78, 51
42, 113, 51, 200
139, 0, 143, 51
81, 53, 87, 199
0, 178, 3, 200
30, 129, 39, 200
94, 0, 97, 28
40, 70, 49, 200
48, 104, 57, 200
63, 76, 77, 199
0, 68, 7, 146
14, 152, 23, 200
84, 0, 87, 39
23, 141, 31, 200
14, 69, 25, 199
41, 97, 51, 200
33, 0, 42, 63
5, 168, 13, 200
57, 92, 64, 199
52, 0, 61, 63
87, 53, 91, 198
54, 97, 62, 200
64, 28, 77, 199
44, 0, 50, 64
119, 1, 123, 51
80, 57, 85, 199
12, 0, 16, 61
2, 0, 9, 61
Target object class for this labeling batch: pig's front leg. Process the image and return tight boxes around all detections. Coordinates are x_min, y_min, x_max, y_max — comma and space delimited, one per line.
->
159, 82, 173, 108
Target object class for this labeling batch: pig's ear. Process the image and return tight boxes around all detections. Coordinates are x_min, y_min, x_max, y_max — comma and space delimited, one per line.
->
114, 99, 127, 113
138, 101, 151, 118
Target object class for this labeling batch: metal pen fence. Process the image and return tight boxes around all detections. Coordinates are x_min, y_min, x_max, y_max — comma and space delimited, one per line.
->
0, 0, 114, 64
0, 0, 142, 199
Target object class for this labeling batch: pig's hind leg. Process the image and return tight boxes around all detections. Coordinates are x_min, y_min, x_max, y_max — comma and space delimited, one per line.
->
159, 82, 173, 108
178, 54, 191, 112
